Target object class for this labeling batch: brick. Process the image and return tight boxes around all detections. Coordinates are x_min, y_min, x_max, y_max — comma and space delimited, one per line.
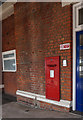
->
2, 2, 72, 111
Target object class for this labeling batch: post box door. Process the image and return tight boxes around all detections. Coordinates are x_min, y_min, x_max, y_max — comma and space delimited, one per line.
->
45, 56, 60, 101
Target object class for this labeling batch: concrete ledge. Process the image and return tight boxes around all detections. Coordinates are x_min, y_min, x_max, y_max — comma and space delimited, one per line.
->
16, 90, 72, 108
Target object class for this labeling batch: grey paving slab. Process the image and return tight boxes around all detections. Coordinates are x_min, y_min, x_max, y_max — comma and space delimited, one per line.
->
2, 101, 83, 119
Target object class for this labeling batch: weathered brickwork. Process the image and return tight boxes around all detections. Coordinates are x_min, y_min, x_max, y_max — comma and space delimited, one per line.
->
2, 2, 72, 111
14, 2, 72, 103
2, 15, 17, 96
2, 15, 16, 51
17, 95, 71, 112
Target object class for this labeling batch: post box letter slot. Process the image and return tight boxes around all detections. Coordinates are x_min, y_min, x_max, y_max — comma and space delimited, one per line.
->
47, 64, 57, 67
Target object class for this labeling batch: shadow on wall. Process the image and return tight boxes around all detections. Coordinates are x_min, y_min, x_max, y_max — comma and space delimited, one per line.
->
2, 93, 17, 105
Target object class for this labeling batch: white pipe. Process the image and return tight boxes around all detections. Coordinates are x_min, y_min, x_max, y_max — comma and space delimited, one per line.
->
72, 4, 76, 111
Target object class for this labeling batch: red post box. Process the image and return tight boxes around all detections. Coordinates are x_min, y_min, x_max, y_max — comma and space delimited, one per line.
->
45, 56, 60, 101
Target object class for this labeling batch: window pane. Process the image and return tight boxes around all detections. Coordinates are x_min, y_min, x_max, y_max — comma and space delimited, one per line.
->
80, 34, 83, 46
79, 49, 83, 77
4, 59, 15, 70
80, 49, 83, 57
3, 53, 14, 58
79, 8, 83, 25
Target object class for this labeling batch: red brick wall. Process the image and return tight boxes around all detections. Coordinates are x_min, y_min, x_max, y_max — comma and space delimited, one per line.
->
14, 2, 72, 101
2, 14, 17, 96
0, 21, 2, 91
17, 95, 71, 112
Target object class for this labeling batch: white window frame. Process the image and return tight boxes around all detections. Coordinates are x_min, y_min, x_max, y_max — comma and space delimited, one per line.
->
2, 50, 16, 72
76, 3, 83, 29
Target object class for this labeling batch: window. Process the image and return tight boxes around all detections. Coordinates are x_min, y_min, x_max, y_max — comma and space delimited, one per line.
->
2, 50, 16, 72
76, 5, 83, 28
79, 8, 83, 25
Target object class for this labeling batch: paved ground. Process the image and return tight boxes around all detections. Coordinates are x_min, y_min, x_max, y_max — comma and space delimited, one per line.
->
2, 102, 83, 119
1, 94, 83, 119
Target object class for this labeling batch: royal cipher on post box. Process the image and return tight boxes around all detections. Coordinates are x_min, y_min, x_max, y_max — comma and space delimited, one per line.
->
45, 56, 60, 101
